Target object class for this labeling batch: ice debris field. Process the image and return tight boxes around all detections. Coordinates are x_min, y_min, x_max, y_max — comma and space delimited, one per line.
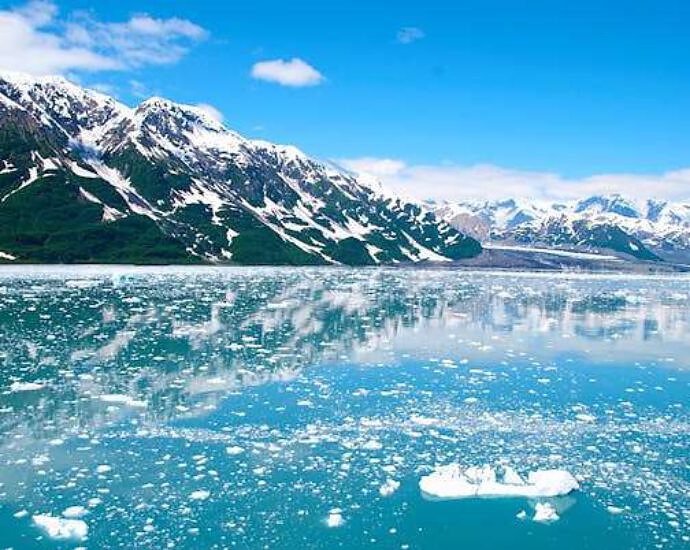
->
0, 266, 688, 549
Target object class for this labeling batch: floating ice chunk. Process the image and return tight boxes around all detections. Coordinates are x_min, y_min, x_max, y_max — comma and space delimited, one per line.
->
379, 479, 401, 497
419, 464, 578, 499
362, 439, 383, 451
410, 415, 438, 426
525, 470, 580, 497
62, 506, 88, 518
95, 394, 146, 408
607, 505, 624, 515
533, 502, 559, 522
419, 464, 476, 498
95, 464, 112, 474
516, 510, 527, 520
325, 508, 344, 528
575, 413, 596, 423
190, 490, 210, 501
226, 446, 245, 456
33, 514, 88, 541
10, 381, 44, 392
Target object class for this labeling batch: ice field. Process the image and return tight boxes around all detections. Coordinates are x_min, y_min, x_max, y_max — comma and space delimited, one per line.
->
0, 267, 688, 549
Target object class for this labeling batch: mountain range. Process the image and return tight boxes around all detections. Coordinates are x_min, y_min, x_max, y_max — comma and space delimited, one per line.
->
0, 71, 480, 265
434, 196, 690, 265
1, 71, 689, 269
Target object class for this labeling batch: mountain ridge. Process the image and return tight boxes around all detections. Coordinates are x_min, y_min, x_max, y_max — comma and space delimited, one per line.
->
0, 71, 481, 265
434, 194, 690, 264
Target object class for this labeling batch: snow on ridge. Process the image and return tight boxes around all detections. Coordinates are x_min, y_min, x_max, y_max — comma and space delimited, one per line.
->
437, 194, 690, 257
0, 75, 479, 264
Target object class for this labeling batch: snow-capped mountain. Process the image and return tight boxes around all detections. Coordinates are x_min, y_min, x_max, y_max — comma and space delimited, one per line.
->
0, 72, 481, 265
435, 196, 690, 263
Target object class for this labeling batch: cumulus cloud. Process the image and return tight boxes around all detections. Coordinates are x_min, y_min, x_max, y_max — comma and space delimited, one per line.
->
0, 1, 207, 75
396, 27, 425, 44
337, 157, 690, 203
338, 157, 407, 177
194, 103, 224, 123
251, 58, 324, 87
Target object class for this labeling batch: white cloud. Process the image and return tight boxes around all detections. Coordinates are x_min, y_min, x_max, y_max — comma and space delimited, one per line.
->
0, 1, 207, 75
396, 27, 425, 44
251, 58, 324, 87
338, 157, 406, 177
194, 103, 224, 123
337, 157, 690, 203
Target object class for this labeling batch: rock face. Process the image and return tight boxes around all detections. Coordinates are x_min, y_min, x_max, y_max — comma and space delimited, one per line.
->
0, 72, 481, 265
435, 196, 690, 263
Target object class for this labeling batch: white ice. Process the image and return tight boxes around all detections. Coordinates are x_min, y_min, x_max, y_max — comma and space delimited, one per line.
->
325, 509, 345, 528
9, 381, 44, 392
379, 479, 401, 497
62, 506, 88, 518
533, 502, 559, 522
32, 514, 88, 541
419, 464, 579, 499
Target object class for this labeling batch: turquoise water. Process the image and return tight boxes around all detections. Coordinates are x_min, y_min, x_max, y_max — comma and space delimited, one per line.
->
0, 267, 688, 549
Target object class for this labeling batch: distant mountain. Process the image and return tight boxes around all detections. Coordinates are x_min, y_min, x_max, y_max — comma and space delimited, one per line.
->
435, 195, 690, 264
0, 72, 481, 265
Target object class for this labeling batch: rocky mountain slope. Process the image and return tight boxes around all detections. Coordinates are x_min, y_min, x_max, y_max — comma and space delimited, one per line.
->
435, 196, 690, 264
0, 72, 481, 265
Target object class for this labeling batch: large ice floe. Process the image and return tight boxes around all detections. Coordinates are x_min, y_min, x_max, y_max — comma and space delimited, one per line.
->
419, 464, 579, 499
32, 514, 88, 541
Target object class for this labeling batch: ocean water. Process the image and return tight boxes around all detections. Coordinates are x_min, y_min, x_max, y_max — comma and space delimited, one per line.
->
0, 266, 688, 549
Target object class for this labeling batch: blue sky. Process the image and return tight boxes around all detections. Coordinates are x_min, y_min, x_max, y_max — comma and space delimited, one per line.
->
2, 0, 690, 201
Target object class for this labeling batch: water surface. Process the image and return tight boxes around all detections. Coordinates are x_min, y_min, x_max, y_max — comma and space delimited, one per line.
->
0, 267, 688, 549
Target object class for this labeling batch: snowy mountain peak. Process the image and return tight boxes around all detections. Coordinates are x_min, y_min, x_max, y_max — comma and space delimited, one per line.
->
0, 75, 481, 265
436, 194, 690, 264
574, 194, 642, 218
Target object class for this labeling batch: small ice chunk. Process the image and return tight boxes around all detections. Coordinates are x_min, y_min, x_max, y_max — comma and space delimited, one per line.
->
362, 439, 382, 451
533, 502, 559, 522
62, 506, 88, 518
33, 514, 88, 541
326, 509, 344, 528
95, 465, 112, 474
10, 381, 44, 392
607, 505, 624, 515
516, 510, 527, 520
189, 490, 210, 501
409, 415, 438, 426
95, 394, 146, 408
226, 446, 245, 456
379, 479, 401, 497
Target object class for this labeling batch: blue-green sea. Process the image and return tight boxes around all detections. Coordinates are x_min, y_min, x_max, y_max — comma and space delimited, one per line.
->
0, 267, 688, 549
